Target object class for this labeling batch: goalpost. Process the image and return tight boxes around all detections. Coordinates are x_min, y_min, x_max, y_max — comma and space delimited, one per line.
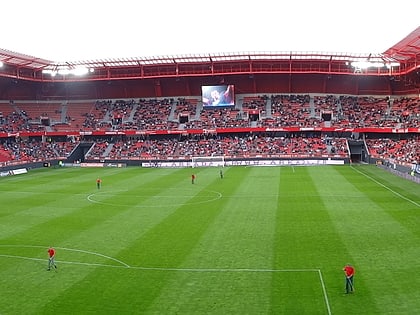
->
191, 156, 225, 168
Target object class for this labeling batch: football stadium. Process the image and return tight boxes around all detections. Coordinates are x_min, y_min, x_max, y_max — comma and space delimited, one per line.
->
0, 3, 419, 314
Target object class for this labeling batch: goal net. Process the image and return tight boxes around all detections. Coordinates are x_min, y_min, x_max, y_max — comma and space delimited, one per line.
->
191, 156, 225, 168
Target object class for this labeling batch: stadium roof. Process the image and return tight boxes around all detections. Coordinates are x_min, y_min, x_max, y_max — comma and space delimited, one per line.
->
383, 26, 420, 62
0, 0, 419, 82
0, 40, 418, 82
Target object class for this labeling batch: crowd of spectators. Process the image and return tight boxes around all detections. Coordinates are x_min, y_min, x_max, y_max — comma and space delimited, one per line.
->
1, 133, 419, 166
366, 136, 419, 165
0, 94, 419, 166
97, 135, 348, 160
1, 95, 419, 133
0, 139, 76, 164
0, 109, 39, 132
267, 94, 312, 127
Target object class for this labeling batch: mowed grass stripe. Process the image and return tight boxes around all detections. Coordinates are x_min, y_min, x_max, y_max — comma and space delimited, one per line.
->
274, 167, 350, 267
0, 169, 127, 313
5, 167, 203, 260
271, 166, 344, 314
1, 165, 419, 314
0, 168, 88, 219
35, 167, 247, 314
311, 165, 420, 314
145, 166, 282, 314
56, 168, 209, 261
341, 166, 420, 314
0, 169, 105, 313
0, 167, 150, 220
0, 167, 146, 240
2, 167, 188, 244
1, 167, 194, 314
350, 165, 420, 239
303, 166, 380, 314
352, 165, 420, 202
0, 168, 112, 238
0, 167, 212, 314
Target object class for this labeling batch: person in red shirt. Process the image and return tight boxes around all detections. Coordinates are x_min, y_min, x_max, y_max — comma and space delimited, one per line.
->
47, 247, 57, 271
343, 264, 355, 293
191, 174, 196, 184
96, 177, 102, 189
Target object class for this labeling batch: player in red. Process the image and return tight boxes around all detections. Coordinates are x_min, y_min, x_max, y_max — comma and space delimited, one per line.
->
191, 174, 196, 184
47, 247, 57, 271
343, 263, 355, 293
96, 177, 102, 189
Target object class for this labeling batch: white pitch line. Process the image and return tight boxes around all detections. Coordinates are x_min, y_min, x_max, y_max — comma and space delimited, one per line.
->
0, 245, 317, 272
0, 244, 130, 268
0, 251, 332, 314
86, 189, 223, 208
55, 246, 130, 268
352, 166, 420, 208
0, 254, 48, 263
123, 267, 321, 273
317, 269, 332, 315
0, 254, 127, 268
0, 253, 319, 273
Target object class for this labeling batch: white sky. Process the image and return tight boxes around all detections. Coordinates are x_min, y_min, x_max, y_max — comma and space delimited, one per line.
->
1, 0, 419, 62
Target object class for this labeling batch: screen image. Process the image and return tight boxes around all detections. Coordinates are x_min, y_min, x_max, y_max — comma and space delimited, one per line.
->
201, 85, 235, 107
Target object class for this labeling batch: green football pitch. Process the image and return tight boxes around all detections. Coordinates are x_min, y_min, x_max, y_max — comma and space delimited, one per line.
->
0, 164, 419, 314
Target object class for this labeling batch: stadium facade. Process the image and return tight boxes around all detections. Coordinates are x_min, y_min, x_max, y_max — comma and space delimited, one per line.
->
0, 27, 419, 175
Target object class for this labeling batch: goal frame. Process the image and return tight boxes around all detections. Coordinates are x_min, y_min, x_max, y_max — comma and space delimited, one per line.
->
191, 156, 225, 168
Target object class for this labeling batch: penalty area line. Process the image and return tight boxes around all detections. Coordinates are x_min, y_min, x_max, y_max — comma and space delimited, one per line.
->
317, 269, 332, 315
0, 251, 332, 315
0, 254, 332, 314
0, 254, 321, 273
0, 254, 127, 269
0, 244, 130, 268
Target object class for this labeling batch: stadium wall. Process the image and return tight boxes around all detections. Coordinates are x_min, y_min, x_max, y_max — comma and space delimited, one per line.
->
1, 73, 416, 101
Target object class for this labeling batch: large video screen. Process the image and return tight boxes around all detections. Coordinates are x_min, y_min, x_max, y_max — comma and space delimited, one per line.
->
201, 85, 235, 107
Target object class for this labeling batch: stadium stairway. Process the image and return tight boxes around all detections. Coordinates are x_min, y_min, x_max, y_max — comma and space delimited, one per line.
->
126, 104, 139, 123
60, 101, 68, 123
193, 102, 202, 120
309, 96, 316, 117
102, 143, 114, 157
264, 98, 272, 119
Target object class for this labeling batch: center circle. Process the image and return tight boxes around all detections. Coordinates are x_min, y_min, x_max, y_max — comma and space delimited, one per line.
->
87, 188, 222, 207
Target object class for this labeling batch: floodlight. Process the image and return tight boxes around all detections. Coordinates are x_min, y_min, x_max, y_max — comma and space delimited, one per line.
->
386, 62, 400, 69
371, 62, 384, 68
58, 69, 70, 75
72, 66, 89, 76
351, 61, 371, 69
351, 61, 386, 69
